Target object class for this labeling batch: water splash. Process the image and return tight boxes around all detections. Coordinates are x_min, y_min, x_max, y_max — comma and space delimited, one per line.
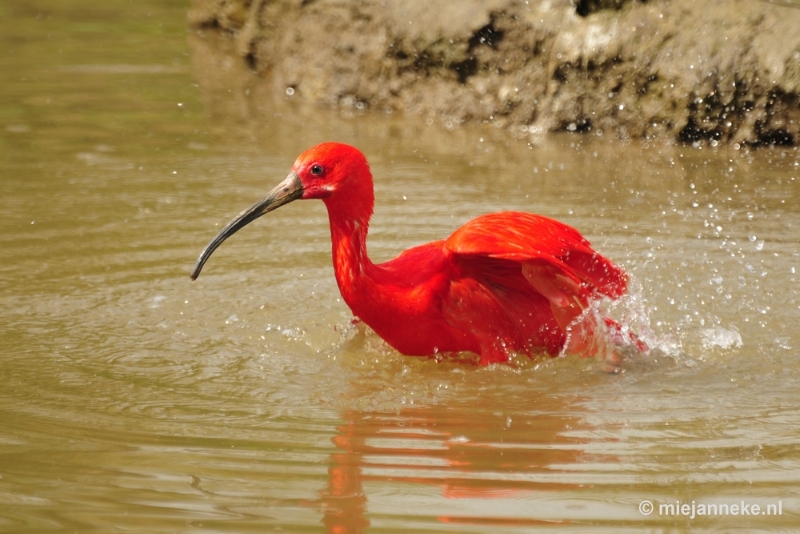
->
701, 326, 743, 350
560, 277, 689, 370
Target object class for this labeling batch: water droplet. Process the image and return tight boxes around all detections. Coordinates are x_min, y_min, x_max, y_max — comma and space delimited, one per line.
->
701, 326, 742, 349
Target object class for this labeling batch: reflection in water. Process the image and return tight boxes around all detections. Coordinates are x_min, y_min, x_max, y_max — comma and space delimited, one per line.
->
320, 400, 594, 532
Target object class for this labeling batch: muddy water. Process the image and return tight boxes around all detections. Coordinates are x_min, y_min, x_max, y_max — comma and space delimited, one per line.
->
2, 1, 800, 532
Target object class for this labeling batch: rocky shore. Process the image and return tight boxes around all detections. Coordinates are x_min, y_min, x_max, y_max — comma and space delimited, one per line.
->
188, 0, 800, 147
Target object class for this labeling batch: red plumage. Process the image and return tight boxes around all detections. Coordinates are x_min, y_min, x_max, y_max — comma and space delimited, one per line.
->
192, 143, 634, 365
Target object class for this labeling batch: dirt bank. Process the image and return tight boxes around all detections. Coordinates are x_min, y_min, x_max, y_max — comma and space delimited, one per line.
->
188, 0, 800, 147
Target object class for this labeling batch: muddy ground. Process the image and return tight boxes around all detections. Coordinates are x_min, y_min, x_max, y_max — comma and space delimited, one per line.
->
188, 0, 800, 147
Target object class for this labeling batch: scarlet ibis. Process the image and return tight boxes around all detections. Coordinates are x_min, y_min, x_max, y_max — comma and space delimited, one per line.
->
191, 142, 633, 365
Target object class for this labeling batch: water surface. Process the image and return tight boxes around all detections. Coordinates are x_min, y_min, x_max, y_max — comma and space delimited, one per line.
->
1, 1, 799, 532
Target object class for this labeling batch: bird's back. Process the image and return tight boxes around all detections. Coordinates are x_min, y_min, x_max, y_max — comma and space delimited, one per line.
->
445, 211, 627, 300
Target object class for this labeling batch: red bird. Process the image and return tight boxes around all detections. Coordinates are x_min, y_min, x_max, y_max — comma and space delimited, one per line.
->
191, 142, 633, 365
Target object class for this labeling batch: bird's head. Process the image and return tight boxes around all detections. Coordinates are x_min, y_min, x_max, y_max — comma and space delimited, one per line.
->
190, 142, 373, 280
292, 142, 371, 200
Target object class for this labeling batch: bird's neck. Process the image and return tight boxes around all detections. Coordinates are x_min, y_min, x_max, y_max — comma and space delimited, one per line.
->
324, 196, 375, 307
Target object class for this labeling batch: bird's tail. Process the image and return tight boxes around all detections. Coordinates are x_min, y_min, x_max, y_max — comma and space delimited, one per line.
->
520, 259, 646, 365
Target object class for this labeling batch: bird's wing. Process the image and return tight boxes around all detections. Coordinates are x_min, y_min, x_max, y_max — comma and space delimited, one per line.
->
444, 211, 627, 301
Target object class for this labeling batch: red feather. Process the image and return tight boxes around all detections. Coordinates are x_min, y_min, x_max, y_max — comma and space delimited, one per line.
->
192, 143, 638, 365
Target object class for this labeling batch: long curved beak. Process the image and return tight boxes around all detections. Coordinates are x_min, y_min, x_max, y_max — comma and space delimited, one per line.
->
190, 172, 303, 280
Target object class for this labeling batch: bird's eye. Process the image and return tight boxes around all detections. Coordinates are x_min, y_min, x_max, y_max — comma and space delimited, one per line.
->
310, 164, 324, 176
